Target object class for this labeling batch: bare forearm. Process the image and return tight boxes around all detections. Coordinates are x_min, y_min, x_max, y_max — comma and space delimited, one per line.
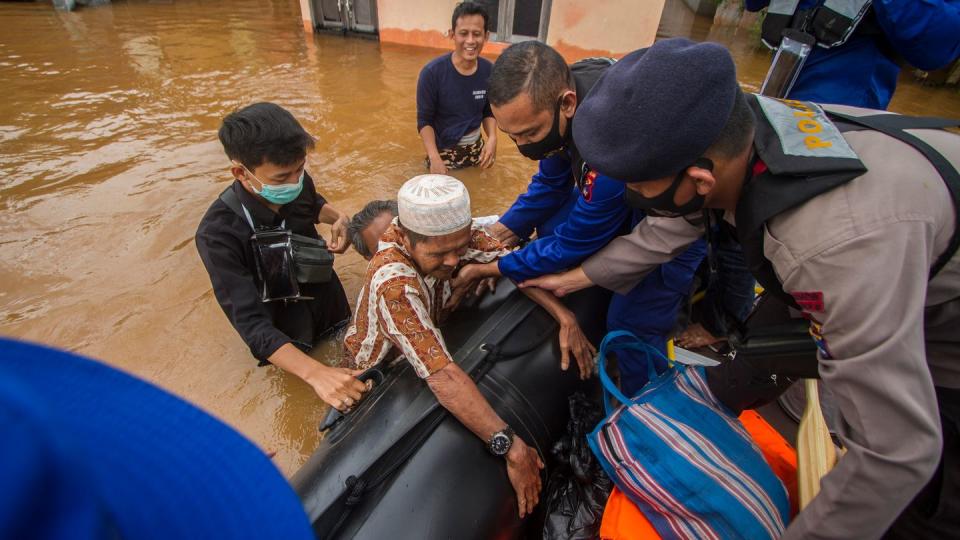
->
466, 261, 501, 279
427, 363, 504, 441
519, 266, 595, 298
269, 342, 323, 382
270, 342, 366, 410
482, 116, 497, 143
520, 285, 574, 325
418, 125, 443, 160
317, 203, 346, 226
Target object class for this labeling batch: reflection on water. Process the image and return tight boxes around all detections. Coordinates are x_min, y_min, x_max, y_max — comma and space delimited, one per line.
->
1, 0, 957, 476
0, 0, 535, 476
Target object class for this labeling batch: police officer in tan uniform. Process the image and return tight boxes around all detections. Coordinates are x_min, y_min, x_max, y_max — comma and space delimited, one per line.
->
523, 38, 960, 539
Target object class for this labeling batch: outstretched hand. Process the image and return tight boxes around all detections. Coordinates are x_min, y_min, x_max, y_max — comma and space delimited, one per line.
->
306, 366, 369, 411
445, 263, 498, 311
558, 317, 597, 379
428, 157, 449, 175
485, 221, 521, 249
505, 438, 544, 518
328, 216, 351, 254
519, 267, 593, 297
478, 139, 497, 169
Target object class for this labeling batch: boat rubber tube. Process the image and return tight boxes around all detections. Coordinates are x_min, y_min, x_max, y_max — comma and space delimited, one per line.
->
292, 281, 611, 539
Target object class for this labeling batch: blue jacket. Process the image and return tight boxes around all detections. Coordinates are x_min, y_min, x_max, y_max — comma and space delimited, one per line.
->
498, 152, 636, 282
498, 154, 577, 241
746, 0, 960, 108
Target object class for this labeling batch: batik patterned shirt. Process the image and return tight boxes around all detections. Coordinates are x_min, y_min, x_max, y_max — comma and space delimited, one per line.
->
343, 219, 509, 378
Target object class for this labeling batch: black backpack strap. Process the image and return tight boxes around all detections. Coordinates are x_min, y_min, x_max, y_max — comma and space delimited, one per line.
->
569, 58, 614, 193
218, 186, 246, 221
827, 110, 960, 278
570, 57, 615, 100
830, 112, 960, 132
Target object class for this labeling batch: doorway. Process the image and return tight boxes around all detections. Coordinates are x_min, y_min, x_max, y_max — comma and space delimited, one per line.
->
474, 0, 552, 43
311, 0, 378, 35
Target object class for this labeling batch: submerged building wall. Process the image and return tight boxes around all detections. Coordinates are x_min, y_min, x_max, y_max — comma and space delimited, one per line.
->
299, 0, 312, 31
545, 0, 666, 60
374, 0, 666, 61
377, 0, 473, 52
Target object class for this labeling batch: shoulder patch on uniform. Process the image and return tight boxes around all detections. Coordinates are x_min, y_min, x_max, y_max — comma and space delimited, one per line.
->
755, 96, 858, 160
807, 320, 832, 360
791, 290, 824, 312
581, 170, 597, 202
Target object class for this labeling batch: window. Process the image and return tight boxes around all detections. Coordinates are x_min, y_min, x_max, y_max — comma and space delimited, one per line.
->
474, 0, 552, 43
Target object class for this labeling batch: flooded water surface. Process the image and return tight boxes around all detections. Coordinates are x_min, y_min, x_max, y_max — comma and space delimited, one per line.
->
1, 0, 957, 476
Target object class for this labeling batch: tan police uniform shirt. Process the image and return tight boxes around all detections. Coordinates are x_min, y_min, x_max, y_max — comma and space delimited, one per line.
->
581, 105, 960, 540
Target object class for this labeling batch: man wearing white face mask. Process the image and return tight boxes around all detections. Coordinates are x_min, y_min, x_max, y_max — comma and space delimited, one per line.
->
196, 102, 369, 411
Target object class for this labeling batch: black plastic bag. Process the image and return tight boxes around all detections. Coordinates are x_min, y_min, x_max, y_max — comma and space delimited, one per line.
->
541, 392, 612, 540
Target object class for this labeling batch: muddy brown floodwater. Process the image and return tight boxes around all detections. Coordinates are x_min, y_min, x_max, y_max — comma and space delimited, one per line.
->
1, 0, 958, 476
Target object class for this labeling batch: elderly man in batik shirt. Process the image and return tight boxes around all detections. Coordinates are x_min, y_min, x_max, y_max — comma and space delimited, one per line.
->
342, 174, 593, 518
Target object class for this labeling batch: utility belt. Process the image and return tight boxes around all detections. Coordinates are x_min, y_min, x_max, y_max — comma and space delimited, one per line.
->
219, 187, 334, 303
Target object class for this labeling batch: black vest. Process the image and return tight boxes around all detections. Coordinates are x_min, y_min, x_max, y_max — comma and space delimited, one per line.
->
734, 94, 960, 308
568, 57, 615, 192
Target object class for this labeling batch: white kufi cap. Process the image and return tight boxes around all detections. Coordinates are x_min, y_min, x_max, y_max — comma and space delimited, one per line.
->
397, 174, 472, 236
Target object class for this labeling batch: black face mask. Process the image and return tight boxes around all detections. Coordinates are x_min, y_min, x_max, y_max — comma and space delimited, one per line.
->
516, 97, 569, 161
623, 158, 714, 218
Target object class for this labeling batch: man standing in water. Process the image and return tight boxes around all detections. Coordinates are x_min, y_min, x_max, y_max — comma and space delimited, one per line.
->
196, 102, 368, 411
416, 2, 497, 174
344, 174, 596, 517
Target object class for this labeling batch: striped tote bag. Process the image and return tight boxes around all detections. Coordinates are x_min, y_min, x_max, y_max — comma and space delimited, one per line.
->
588, 331, 790, 540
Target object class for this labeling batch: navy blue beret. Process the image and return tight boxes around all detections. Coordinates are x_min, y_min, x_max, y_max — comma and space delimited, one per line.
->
573, 38, 739, 182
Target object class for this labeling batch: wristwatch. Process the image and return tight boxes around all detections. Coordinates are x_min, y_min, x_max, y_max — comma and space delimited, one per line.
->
488, 425, 515, 456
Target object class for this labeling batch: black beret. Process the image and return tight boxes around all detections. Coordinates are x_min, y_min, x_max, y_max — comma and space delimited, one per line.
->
573, 38, 739, 182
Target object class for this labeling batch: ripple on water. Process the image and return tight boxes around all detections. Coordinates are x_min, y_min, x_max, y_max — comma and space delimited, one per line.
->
1, 0, 957, 477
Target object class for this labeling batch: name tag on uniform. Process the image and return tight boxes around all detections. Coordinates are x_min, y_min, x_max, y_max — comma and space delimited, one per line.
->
755, 96, 857, 160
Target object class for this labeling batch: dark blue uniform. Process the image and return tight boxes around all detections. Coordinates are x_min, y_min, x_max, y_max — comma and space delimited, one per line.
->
746, 0, 960, 109
499, 152, 706, 394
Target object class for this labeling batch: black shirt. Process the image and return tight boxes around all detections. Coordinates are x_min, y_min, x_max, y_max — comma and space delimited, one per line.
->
195, 173, 350, 364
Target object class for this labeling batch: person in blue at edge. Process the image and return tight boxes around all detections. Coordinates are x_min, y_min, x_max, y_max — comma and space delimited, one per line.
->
748, 0, 960, 110
455, 41, 707, 395
416, 2, 497, 175
0, 338, 314, 540
678, 0, 960, 351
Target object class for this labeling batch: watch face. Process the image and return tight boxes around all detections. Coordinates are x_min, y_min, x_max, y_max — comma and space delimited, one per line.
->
490, 433, 511, 456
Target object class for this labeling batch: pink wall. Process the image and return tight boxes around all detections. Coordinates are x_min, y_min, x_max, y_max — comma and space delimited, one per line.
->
374, 0, 665, 61
546, 0, 665, 60
299, 0, 313, 31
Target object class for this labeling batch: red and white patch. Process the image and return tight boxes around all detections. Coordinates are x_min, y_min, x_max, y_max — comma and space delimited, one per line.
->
581, 170, 597, 202
790, 291, 824, 313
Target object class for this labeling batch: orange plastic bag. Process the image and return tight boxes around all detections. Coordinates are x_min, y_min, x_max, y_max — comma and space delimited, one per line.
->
599, 410, 798, 540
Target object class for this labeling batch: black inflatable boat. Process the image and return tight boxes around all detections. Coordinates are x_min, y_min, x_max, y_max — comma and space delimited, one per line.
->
292, 281, 611, 539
